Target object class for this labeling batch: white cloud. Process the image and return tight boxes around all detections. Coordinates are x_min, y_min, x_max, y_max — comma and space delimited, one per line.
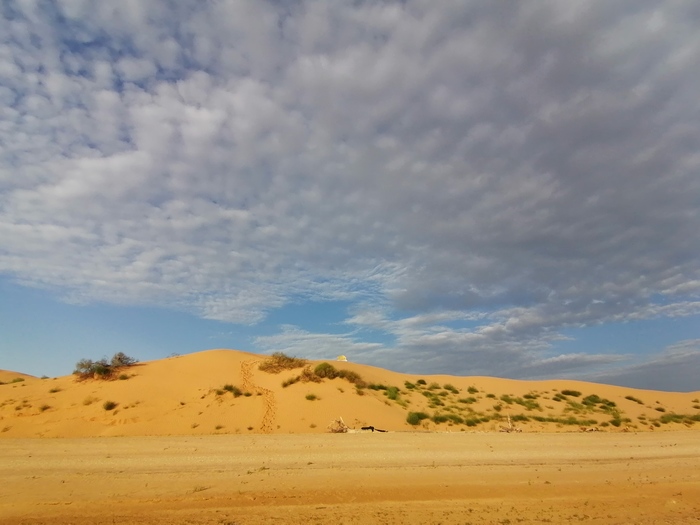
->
1, 1, 699, 388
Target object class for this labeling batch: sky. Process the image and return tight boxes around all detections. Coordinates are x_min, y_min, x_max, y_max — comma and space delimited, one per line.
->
1, 1, 699, 392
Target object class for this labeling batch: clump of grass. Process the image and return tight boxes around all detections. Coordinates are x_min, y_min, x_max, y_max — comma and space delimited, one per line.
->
416, 379, 427, 385
311, 363, 366, 386
485, 393, 496, 398
215, 425, 224, 430
305, 393, 318, 401
10, 378, 25, 383
458, 397, 478, 404
314, 362, 338, 378
282, 376, 299, 388
118, 374, 129, 380
427, 382, 441, 390
443, 384, 459, 394
103, 401, 118, 411
83, 396, 99, 406
658, 413, 700, 425
49, 387, 61, 393
259, 352, 308, 373
39, 404, 51, 412
560, 389, 581, 397
655, 407, 666, 412
625, 395, 644, 404
467, 386, 479, 394
223, 384, 243, 397
530, 415, 599, 426
385, 386, 401, 401
404, 381, 416, 389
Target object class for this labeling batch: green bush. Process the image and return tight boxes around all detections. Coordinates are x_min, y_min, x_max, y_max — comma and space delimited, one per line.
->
443, 384, 459, 394
561, 390, 581, 397
73, 353, 138, 380
467, 386, 479, 394
314, 362, 338, 379
305, 393, 318, 401
103, 401, 118, 411
385, 386, 400, 401
416, 379, 427, 385
406, 412, 429, 425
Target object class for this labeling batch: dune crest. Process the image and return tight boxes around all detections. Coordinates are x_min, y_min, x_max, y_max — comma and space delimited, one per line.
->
1, 349, 699, 438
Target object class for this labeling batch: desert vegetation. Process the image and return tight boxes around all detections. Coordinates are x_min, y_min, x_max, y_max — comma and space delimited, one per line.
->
258, 352, 307, 373
73, 352, 138, 380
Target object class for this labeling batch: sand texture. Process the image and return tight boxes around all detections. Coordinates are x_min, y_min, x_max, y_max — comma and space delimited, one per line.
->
2, 432, 699, 524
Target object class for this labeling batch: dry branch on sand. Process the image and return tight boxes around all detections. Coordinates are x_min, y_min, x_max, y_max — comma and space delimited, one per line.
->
327, 416, 349, 433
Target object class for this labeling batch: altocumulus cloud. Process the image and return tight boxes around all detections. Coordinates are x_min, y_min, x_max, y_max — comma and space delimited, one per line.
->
1, 1, 699, 390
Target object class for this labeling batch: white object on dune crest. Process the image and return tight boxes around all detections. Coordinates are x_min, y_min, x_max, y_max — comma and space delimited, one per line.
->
336, 355, 347, 361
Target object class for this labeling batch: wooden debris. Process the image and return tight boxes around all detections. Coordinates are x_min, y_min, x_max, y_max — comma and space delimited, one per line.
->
327, 416, 350, 433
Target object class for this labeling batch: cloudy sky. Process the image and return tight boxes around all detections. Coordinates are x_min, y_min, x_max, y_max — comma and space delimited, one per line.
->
1, 1, 699, 391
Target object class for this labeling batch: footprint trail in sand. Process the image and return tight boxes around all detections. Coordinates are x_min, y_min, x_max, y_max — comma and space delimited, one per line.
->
241, 360, 277, 433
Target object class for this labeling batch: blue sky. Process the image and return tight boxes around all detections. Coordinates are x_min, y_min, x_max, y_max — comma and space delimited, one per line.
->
1, 1, 699, 391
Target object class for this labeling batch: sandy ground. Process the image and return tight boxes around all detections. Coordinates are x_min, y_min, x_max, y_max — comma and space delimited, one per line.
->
2, 431, 699, 525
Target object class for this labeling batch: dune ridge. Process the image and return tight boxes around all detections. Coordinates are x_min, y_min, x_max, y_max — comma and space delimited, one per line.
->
1, 348, 699, 438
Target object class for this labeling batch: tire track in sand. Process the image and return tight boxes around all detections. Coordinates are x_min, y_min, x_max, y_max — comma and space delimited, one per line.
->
241, 360, 277, 433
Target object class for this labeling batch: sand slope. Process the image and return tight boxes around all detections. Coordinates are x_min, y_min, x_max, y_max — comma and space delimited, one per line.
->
1, 348, 699, 437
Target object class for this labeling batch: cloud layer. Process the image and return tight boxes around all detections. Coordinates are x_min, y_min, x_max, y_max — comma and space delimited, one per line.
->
1, 1, 699, 389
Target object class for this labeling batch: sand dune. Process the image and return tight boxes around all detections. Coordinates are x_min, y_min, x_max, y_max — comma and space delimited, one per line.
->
1, 348, 699, 438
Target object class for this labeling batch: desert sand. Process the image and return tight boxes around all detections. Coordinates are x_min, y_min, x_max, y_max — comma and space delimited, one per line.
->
1, 349, 700, 523
2, 432, 699, 524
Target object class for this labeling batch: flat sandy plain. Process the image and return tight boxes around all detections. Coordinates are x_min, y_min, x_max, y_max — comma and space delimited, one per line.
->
2, 431, 699, 525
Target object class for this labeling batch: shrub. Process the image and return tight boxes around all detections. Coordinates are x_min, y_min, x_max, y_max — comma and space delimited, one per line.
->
314, 362, 338, 379
10, 378, 25, 383
118, 374, 129, 380
73, 353, 138, 380
406, 412, 429, 425
259, 352, 308, 373
416, 379, 427, 385
337, 369, 365, 386
625, 395, 644, 404
305, 393, 318, 401
427, 382, 441, 390
655, 407, 666, 412
111, 352, 138, 368
282, 376, 299, 388
49, 387, 61, 393
39, 404, 51, 412
443, 384, 459, 394
561, 390, 581, 397
458, 397, 477, 404
223, 384, 243, 397
485, 393, 496, 398
385, 386, 400, 401
103, 401, 118, 411
467, 386, 479, 394
404, 381, 416, 389
431, 414, 449, 424
368, 383, 387, 390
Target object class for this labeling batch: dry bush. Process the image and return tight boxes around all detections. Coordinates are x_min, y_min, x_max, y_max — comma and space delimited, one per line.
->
258, 352, 308, 373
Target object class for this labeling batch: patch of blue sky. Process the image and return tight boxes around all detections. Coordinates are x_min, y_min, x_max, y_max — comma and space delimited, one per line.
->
0, 278, 256, 377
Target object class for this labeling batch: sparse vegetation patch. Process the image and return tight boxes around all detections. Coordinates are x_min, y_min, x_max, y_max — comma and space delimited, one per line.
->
74, 352, 138, 380
258, 352, 308, 373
